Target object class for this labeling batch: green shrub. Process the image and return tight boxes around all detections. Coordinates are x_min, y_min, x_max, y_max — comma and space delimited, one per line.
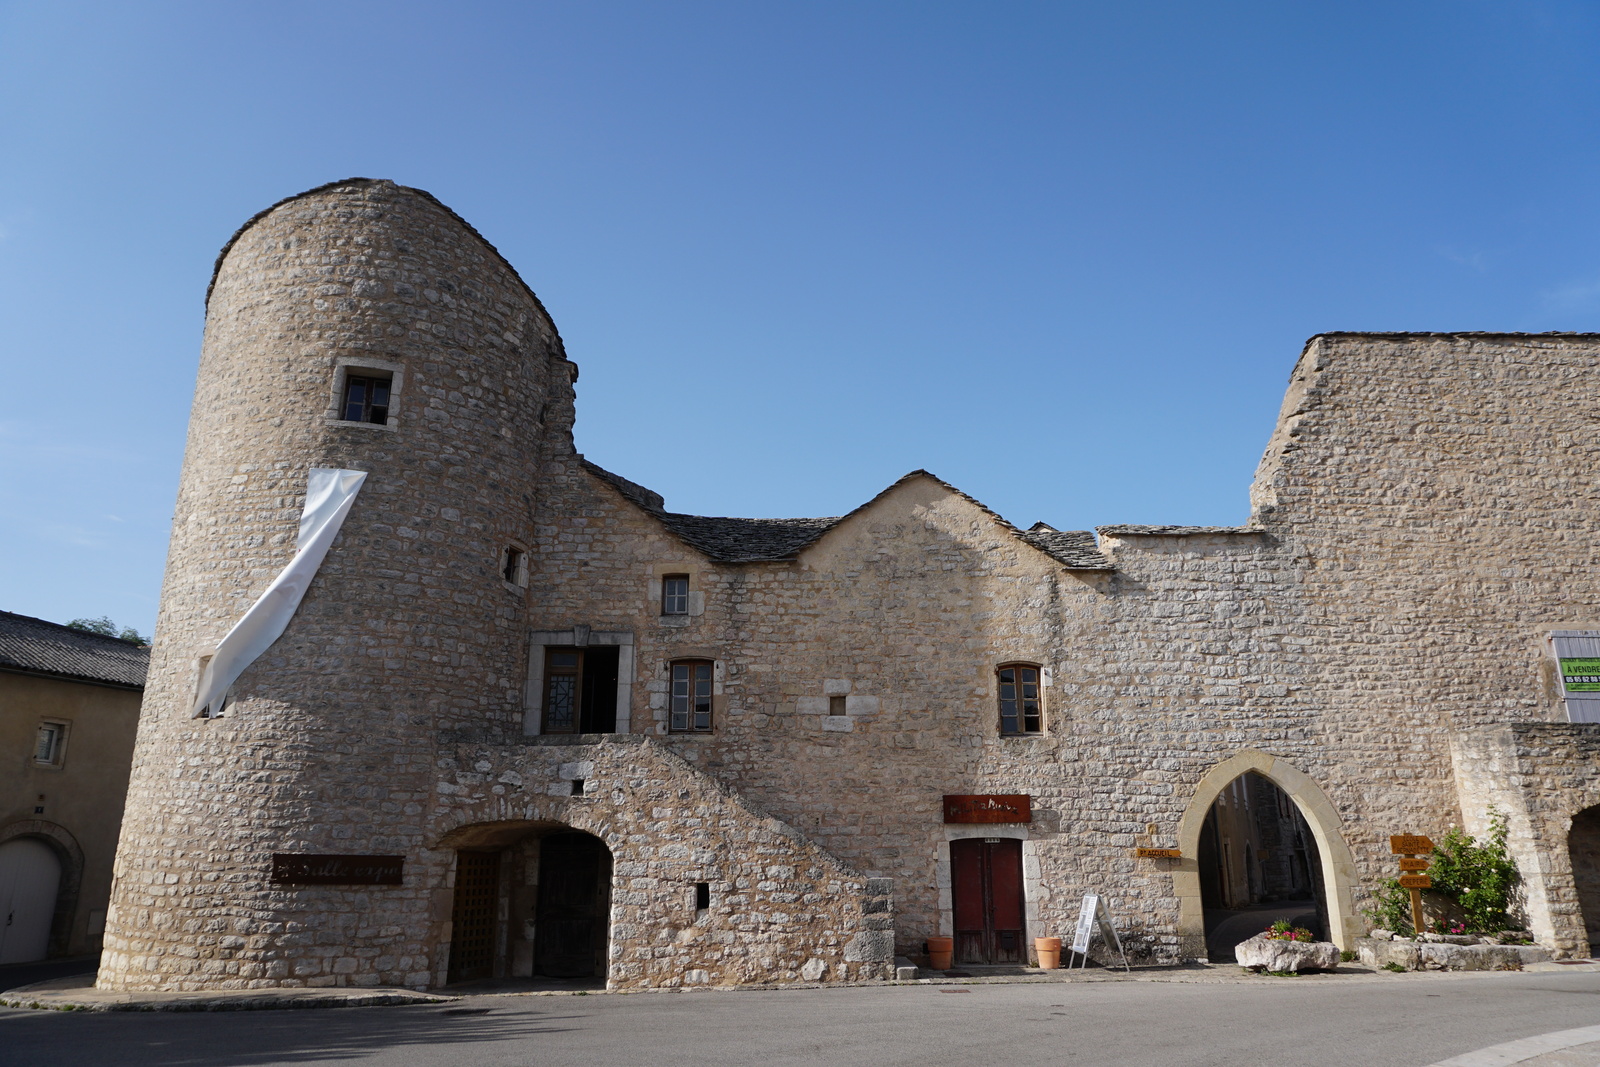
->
1427, 811, 1519, 934
1382, 962, 1406, 973
1339, 949, 1358, 962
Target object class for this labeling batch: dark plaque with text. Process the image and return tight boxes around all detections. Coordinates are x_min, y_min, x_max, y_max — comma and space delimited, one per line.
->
271, 853, 404, 886
942, 794, 1032, 824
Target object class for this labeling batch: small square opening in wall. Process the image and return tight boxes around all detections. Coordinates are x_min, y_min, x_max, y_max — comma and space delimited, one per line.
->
571, 778, 585, 797
695, 882, 711, 911
829, 695, 846, 716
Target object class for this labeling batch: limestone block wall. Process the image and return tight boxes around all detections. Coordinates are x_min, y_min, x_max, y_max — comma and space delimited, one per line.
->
101, 179, 569, 991
428, 736, 893, 989
1452, 723, 1600, 955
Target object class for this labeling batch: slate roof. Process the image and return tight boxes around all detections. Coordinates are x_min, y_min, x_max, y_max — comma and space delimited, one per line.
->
583, 459, 1113, 569
0, 610, 150, 689
1021, 525, 1114, 570
1096, 524, 1264, 537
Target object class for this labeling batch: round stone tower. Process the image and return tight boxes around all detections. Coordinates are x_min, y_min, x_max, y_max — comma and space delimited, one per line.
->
99, 179, 573, 991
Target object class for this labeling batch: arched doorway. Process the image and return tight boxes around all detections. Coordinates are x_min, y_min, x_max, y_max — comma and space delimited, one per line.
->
442, 823, 613, 986
1567, 805, 1600, 955
1175, 751, 1359, 959
1195, 771, 1324, 961
0, 837, 62, 964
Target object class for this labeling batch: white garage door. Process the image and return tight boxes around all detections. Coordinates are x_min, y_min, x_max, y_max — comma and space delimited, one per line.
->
0, 838, 62, 964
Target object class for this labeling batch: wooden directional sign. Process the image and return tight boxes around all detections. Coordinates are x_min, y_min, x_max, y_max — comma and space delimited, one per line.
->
1135, 847, 1181, 859
1398, 874, 1432, 889
1398, 857, 1430, 872
1390, 834, 1434, 855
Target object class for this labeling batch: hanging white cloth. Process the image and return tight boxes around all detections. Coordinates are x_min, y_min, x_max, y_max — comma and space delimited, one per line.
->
191, 468, 368, 717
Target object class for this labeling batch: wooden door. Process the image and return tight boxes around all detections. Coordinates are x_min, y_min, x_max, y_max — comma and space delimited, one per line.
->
534, 834, 611, 978
448, 851, 500, 983
0, 838, 60, 964
950, 838, 1025, 965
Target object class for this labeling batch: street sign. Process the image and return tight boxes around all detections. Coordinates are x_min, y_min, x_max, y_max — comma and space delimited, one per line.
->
1134, 847, 1181, 859
1390, 834, 1434, 855
1398, 874, 1432, 889
1398, 857, 1430, 872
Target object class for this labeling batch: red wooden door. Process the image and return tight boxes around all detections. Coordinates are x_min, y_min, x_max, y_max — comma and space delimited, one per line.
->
950, 838, 1025, 964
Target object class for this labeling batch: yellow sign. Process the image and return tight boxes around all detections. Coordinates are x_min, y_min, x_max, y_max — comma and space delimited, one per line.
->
1398, 874, 1432, 889
1390, 834, 1434, 855
1398, 857, 1430, 871
1134, 847, 1181, 859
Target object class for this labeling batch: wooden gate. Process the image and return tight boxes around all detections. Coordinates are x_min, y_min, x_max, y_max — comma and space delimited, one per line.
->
534, 833, 611, 978
448, 850, 500, 983
951, 837, 1025, 964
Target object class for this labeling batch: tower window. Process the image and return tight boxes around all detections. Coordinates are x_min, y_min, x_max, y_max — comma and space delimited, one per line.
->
502, 546, 527, 586
669, 660, 714, 733
661, 575, 689, 616
997, 663, 1043, 735
695, 882, 711, 910
341, 373, 392, 425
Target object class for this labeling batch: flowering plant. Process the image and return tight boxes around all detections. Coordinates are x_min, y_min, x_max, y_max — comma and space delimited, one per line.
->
1433, 920, 1468, 935
1264, 918, 1317, 942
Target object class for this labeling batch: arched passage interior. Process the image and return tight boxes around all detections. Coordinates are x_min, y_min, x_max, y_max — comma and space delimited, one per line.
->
441, 821, 613, 986
1567, 805, 1600, 955
1175, 751, 1359, 959
1195, 771, 1324, 961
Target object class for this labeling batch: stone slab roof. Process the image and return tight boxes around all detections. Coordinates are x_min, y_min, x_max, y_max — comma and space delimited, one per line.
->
583, 459, 1114, 569
0, 610, 149, 689
1096, 524, 1265, 536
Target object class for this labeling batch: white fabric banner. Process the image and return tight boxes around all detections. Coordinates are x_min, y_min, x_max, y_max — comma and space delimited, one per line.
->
191, 467, 368, 717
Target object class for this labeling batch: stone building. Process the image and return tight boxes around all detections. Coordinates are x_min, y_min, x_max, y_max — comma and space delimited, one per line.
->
97, 178, 1600, 992
0, 610, 146, 963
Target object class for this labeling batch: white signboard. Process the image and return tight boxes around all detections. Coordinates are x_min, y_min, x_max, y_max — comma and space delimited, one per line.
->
1070, 893, 1131, 972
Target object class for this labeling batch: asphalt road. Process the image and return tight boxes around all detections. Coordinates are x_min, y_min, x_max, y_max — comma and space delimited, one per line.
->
6, 971, 1600, 1067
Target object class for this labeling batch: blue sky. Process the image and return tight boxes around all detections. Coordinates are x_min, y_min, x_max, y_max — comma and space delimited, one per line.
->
4, 1, 1600, 637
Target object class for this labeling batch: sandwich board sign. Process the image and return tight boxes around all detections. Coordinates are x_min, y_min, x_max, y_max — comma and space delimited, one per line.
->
1070, 893, 1131, 972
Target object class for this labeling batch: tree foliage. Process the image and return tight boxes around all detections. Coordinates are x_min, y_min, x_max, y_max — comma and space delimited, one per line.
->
66, 616, 148, 646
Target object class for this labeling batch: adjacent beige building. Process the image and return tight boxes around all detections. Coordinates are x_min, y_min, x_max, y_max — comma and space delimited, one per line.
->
0, 611, 146, 963
96, 179, 1600, 992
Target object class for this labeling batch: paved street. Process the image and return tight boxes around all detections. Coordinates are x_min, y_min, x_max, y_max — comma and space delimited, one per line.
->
6, 970, 1600, 1067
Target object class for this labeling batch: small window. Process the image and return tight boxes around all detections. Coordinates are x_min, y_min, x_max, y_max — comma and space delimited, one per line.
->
694, 882, 711, 910
341, 373, 392, 425
997, 663, 1043, 735
670, 659, 714, 733
502, 546, 527, 586
33, 721, 67, 766
662, 575, 690, 616
829, 695, 846, 716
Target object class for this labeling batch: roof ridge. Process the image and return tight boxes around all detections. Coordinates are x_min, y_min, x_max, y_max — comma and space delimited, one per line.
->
0, 608, 149, 648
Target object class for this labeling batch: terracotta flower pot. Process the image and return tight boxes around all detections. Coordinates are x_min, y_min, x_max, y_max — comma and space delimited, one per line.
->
926, 936, 954, 971
1035, 936, 1063, 970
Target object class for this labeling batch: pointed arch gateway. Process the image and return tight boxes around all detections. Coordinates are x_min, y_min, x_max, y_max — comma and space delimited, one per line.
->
1174, 751, 1360, 955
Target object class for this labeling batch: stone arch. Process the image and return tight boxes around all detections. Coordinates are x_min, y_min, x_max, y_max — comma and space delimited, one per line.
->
0, 819, 85, 959
435, 818, 615, 986
1174, 751, 1359, 954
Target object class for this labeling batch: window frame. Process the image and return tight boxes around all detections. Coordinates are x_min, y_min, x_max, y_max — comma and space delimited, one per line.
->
996, 662, 1044, 736
542, 648, 584, 734
33, 720, 68, 767
668, 659, 715, 734
328, 357, 404, 431
502, 545, 528, 587
661, 574, 690, 616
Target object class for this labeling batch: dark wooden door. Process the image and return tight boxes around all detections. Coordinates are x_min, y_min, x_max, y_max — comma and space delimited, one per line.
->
448, 851, 500, 983
535, 834, 612, 978
951, 838, 1025, 964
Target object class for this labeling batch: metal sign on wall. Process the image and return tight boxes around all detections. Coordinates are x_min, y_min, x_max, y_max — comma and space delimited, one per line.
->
943, 794, 1032, 824
270, 853, 404, 886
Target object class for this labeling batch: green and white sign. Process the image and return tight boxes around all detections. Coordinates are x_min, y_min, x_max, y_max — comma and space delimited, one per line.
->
1561, 658, 1600, 692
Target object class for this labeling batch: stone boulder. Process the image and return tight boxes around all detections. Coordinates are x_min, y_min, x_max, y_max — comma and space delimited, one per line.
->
1234, 934, 1340, 973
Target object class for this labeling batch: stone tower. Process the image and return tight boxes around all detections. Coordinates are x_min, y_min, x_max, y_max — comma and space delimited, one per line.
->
99, 179, 572, 990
